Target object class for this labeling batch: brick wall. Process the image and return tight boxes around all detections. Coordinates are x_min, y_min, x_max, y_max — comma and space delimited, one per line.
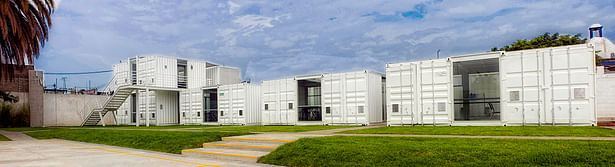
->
0, 65, 35, 93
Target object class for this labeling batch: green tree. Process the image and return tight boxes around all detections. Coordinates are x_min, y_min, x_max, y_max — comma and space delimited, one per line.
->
491, 33, 586, 51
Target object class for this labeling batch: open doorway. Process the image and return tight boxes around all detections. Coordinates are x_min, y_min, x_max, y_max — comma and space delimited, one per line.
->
298, 79, 322, 121
453, 58, 500, 121
203, 89, 218, 122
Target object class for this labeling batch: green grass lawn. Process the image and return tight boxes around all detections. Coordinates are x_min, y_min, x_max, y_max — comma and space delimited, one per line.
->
199, 125, 358, 133
0, 127, 53, 132
26, 129, 248, 153
82, 125, 219, 129
340, 126, 615, 137
259, 136, 615, 166
0, 134, 9, 141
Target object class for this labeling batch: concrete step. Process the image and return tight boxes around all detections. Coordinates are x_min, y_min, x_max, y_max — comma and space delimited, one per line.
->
203, 140, 283, 152
221, 137, 296, 144
182, 148, 269, 163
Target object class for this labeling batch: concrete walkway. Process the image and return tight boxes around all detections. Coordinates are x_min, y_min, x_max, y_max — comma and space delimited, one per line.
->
0, 130, 274, 167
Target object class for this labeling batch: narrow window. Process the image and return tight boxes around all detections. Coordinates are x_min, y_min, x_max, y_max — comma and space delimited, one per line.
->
221, 111, 224, 116
239, 110, 243, 116
392, 104, 399, 113
124, 110, 127, 115
358, 106, 364, 113
159, 104, 163, 110
326, 107, 331, 114
197, 112, 200, 117
151, 113, 156, 119
288, 103, 293, 110
264, 104, 269, 110
140, 113, 144, 118
182, 112, 186, 117
151, 78, 154, 83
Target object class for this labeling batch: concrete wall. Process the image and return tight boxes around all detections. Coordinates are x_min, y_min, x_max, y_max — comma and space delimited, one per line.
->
29, 70, 44, 127
597, 72, 615, 124
43, 94, 113, 126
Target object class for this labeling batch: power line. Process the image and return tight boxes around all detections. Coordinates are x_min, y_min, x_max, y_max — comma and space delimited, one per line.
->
44, 70, 112, 75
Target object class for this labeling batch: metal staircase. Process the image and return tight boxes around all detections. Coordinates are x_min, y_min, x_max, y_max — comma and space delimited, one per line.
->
81, 86, 136, 126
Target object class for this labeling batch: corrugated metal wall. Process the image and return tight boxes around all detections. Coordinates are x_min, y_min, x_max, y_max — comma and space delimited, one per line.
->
179, 88, 203, 124
112, 61, 131, 90
187, 60, 208, 89
322, 71, 384, 125
218, 83, 262, 125
386, 62, 419, 125
500, 44, 596, 125
137, 56, 178, 88
262, 78, 298, 125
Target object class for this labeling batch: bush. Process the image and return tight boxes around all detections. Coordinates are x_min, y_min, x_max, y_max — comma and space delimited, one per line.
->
0, 102, 30, 128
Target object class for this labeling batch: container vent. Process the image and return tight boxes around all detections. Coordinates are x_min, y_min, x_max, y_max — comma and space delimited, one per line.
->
438, 102, 446, 112
574, 88, 585, 99
358, 106, 364, 113
509, 91, 520, 101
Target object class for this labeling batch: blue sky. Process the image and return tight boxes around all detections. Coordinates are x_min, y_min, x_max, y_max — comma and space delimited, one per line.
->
37, 0, 615, 89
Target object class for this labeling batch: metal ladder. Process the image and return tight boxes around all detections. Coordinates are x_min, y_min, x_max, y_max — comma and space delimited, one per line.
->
80, 86, 135, 126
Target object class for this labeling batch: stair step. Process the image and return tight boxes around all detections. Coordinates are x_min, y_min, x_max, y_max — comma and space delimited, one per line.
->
221, 137, 296, 144
203, 141, 282, 151
181, 148, 269, 163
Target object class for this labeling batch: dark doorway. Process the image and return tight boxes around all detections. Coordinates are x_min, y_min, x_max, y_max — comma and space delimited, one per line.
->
298, 79, 322, 121
453, 58, 500, 121
203, 89, 218, 122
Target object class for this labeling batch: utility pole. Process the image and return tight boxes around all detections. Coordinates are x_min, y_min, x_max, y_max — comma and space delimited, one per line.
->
437, 49, 441, 59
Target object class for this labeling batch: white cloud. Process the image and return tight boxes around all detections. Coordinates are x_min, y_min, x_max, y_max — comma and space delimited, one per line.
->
228, 1, 240, 14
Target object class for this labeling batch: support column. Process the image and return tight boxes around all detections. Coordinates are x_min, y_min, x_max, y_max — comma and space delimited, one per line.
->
146, 88, 150, 127
136, 90, 140, 127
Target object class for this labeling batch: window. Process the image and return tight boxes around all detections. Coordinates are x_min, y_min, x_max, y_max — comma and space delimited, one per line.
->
239, 110, 243, 116
221, 111, 224, 116
159, 104, 163, 110
139, 80, 143, 84
151, 78, 154, 83
125, 110, 127, 115
288, 103, 293, 109
182, 112, 186, 117
140, 113, 144, 118
438, 102, 446, 112
151, 113, 156, 119
265, 104, 269, 110
358, 106, 364, 113
190, 65, 193, 70
197, 112, 200, 117
392, 104, 399, 113
164, 65, 167, 69
509, 91, 520, 101
574, 88, 585, 99
326, 107, 331, 114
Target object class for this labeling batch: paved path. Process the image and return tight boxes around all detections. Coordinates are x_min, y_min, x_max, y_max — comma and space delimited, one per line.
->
0, 130, 274, 167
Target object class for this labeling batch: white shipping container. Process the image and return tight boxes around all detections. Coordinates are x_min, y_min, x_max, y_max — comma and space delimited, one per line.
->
136, 90, 179, 126
218, 83, 262, 125
187, 60, 208, 89
500, 44, 596, 125
137, 56, 178, 88
205, 66, 241, 87
386, 58, 453, 125
179, 88, 204, 124
262, 78, 298, 125
387, 44, 597, 126
111, 61, 131, 90
322, 71, 384, 125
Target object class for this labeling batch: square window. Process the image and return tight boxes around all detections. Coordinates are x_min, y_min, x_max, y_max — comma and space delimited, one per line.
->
574, 88, 585, 99
392, 104, 399, 113
358, 106, 364, 113
239, 110, 243, 116
265, 104, 269, 110
326, 107, 331, 114
509, 91, 520, 101
288, 103, 293, 110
